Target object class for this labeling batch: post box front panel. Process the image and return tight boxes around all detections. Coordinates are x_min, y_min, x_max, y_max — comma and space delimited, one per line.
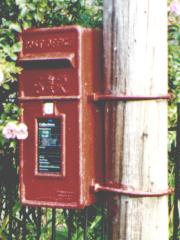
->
19, 27, 80, 98
19, 26, 103, 209
20, 28, 78, 55
20, 101, 82, 208
19, 68, 79, 97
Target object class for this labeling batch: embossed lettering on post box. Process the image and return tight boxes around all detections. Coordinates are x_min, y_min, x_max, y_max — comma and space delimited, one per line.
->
18, 26, 103, 208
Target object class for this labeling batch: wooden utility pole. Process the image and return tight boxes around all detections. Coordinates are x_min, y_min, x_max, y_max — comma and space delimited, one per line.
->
103, 0, 168, 239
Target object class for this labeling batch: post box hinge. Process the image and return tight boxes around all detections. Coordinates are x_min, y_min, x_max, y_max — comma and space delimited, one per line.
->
91, 93, 172, 102
93, 183, 174, 197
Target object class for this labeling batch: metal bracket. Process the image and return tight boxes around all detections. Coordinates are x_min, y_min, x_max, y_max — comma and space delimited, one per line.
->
91, 92, 173, 198
91, 93, 172, 102
93, 183, 174, 197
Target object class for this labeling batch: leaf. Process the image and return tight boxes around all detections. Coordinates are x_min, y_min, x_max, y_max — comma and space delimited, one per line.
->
2, 84, 10, 90
9, 23, 22, 32
12, 42, 22, 53
9, 52, 18, 61
15, 0, 26, 4
9, 140, 17, 150
22, 21, 32, 29
20, 6, 29, 17
55, 230, 68, 240
3, 45, 11, 56
0, 215, 9, 235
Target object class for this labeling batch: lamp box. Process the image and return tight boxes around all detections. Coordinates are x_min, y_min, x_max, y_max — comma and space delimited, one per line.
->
18, 26, 103, 209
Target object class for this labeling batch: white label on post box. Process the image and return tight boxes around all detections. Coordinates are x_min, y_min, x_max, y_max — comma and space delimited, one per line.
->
43, 102, 54, 115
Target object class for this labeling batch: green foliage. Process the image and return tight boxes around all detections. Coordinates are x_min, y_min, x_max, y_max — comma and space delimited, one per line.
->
0, 0, 102, 138
168, 23, 180, 128
0, 0, 103, 149
168, 3, 180, 162
0, 0, 179, 238
14, 0, 103, 28
0, 0, 103, 239
168, 1, 180, 239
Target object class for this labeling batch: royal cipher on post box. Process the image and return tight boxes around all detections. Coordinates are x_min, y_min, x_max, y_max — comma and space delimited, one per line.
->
18, 26, 103, 209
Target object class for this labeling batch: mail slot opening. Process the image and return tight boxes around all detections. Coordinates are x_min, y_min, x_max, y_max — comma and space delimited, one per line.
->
20, 59, 73, 69
18, 52, 75, 68
37, 118, 62, 174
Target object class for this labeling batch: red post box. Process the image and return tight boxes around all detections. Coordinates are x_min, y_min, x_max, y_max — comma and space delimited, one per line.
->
18, 26, 103, 208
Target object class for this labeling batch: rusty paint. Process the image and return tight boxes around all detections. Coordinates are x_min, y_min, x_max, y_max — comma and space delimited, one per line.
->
18, 26, 104, 209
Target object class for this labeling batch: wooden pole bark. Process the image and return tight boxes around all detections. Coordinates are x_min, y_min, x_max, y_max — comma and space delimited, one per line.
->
103, 1, 168, 239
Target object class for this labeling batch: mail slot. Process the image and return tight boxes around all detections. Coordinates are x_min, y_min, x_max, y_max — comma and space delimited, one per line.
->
18, 26, 103, 208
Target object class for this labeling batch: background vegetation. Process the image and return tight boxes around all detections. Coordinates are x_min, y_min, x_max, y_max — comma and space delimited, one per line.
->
168, 1, 180, 239
0, 1, 103, 239
0, 0, 179, 239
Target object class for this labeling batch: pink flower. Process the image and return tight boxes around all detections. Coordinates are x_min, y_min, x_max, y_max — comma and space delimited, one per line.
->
16, 123, 28, 140
170, 1, 180, 16
2, 122, 17, 139
2, 122, 28, 140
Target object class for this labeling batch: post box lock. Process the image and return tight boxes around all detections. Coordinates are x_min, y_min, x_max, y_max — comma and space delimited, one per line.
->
18, 26, 103, 209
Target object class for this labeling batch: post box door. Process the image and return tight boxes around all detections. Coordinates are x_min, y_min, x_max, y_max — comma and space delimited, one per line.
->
20, 100, 83, 208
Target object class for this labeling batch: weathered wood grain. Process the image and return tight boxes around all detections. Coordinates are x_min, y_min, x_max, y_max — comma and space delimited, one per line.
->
103, 0, 168, 239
